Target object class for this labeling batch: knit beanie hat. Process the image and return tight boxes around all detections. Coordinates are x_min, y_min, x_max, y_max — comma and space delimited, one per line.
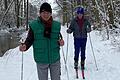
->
40, 2, 52, 13
77, 7, 84, 14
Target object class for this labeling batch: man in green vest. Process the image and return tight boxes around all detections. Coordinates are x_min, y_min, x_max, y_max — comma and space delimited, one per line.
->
19, 2, 64, 80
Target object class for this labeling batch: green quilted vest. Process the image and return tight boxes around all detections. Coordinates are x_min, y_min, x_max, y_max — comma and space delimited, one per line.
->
29, 17, 61, 64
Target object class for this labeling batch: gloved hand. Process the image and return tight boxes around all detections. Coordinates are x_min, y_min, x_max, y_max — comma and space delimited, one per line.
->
19, 44, 26, 51
86, 26, 91, 33
58, 39, 64, 46
66, 29, 72, 34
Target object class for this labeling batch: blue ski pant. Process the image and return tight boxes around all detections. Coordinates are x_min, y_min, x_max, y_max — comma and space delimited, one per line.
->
74, 38, 87, 62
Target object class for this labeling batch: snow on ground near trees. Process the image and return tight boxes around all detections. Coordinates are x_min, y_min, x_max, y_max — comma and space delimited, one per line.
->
0, 26, 120, 80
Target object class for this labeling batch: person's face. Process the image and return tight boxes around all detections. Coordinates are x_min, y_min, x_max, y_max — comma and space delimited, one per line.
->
77, 13, 83, 19
40, 11, 51, 21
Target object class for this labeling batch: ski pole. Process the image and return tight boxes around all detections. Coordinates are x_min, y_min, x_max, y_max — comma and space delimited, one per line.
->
61, 47, 69, 80
89, 33, 98, 70
66, 22, 69, 64
60, 32, 69, 80
21, 39, 24, 80
65, 33, 69, 64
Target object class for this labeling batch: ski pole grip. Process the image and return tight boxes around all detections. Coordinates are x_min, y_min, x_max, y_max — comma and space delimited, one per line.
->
21, 39, 24, 45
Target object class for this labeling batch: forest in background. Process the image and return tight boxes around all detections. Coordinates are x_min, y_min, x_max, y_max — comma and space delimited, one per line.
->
0, 0, 120, 41
0, 0, 120, 29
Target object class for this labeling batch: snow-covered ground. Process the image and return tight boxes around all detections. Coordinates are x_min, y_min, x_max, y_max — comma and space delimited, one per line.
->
0, 26, 120, 80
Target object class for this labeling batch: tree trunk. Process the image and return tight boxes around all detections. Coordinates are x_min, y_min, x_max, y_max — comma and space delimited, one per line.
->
24, 0, 26, 18
4, 0, 8, 10
63, 0, 67, 25
26, 0, 28, 30
16, 0, 20, 28
20, 0, 23, 26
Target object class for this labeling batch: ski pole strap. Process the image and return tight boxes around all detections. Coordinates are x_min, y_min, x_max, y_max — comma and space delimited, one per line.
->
59, 32, 63, 39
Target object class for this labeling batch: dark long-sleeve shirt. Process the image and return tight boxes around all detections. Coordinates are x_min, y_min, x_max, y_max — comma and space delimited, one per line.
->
24, 27, 34, 50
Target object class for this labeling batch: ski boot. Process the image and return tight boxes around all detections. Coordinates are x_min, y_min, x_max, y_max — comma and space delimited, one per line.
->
81, 60, 85, 70
74, 62, 78, 69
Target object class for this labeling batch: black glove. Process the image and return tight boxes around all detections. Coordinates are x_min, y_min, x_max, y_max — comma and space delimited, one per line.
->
66, 29, 72, 34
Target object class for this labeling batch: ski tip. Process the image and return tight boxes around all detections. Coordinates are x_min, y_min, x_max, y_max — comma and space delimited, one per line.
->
76, 76, 79, 79
83, 77, 85, 79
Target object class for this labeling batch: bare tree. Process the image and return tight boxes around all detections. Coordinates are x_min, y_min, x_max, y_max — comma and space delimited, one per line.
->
4, 0, 8, 10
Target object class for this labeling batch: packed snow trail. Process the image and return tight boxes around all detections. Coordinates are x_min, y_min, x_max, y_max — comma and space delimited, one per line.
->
0, 26, 120, 80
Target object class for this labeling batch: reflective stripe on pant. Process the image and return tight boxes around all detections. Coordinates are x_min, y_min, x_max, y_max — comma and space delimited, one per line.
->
74, 38, 87, 62
37, 60, 61, 80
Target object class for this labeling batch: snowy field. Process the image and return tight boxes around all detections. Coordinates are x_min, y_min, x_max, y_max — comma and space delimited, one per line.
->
0, 26, 120, 80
